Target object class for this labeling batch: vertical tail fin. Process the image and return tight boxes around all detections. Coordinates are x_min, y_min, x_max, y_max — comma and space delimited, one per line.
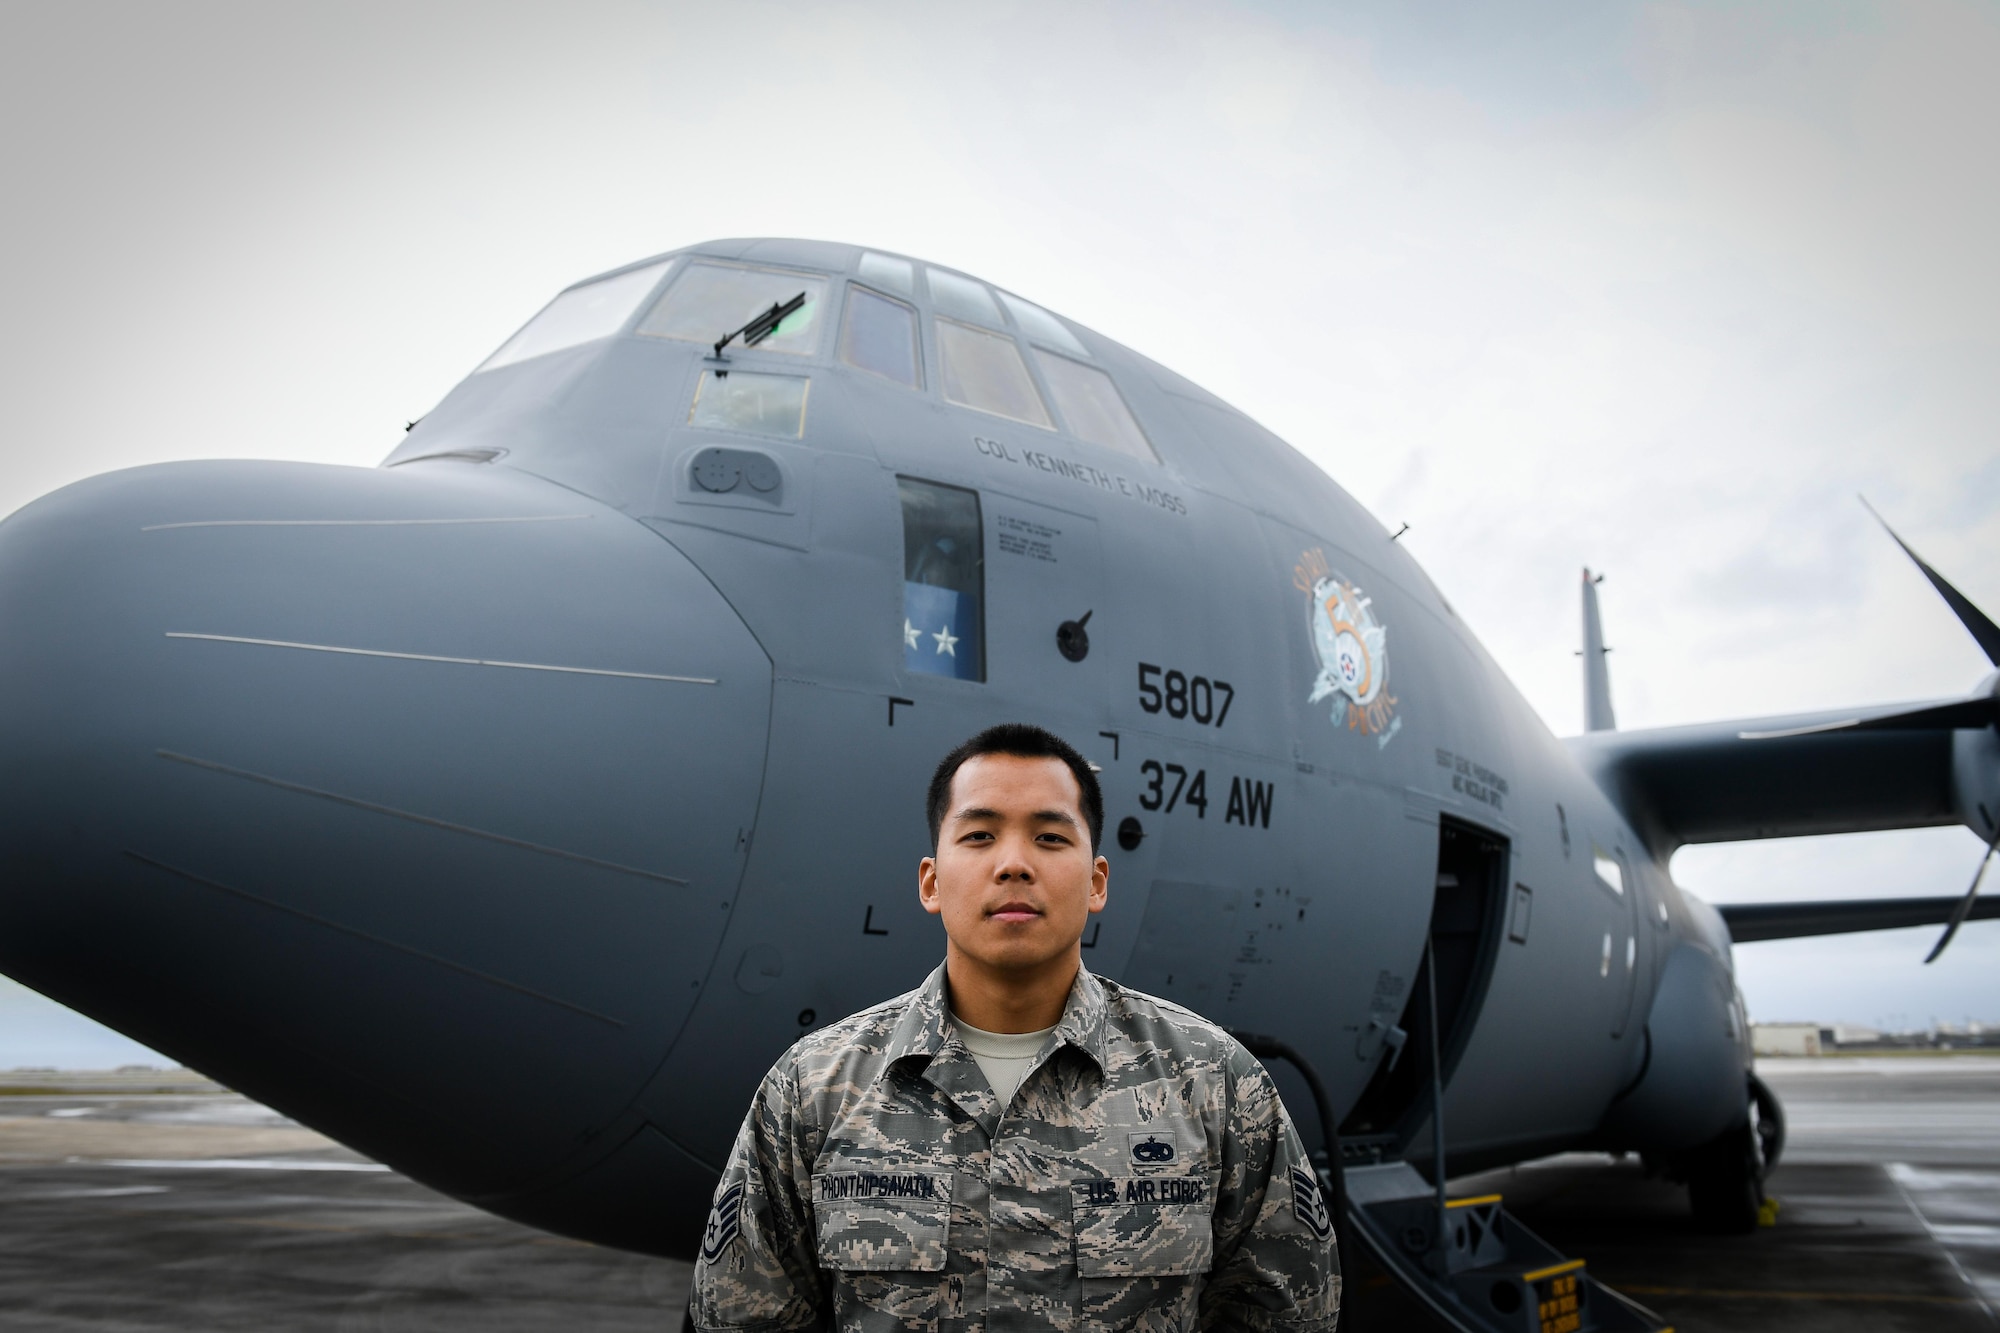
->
1582, 568, 1616, 732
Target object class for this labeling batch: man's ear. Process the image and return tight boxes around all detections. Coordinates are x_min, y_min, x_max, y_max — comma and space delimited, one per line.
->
1087, 854, 1109, 913
918, 856, 943, 916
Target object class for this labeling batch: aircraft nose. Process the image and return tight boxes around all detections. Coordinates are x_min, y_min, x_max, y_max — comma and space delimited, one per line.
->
0, 459, 772, 1209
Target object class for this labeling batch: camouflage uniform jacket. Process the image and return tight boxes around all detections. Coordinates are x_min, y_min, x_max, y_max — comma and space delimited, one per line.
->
692, 962, 1340, 1332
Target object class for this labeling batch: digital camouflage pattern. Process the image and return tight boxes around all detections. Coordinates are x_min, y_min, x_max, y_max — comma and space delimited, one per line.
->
692, 963, 1339, 1332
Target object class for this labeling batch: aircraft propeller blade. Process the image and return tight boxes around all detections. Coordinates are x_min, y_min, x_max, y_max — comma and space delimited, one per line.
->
1862, 496, 2000, 666
1926, 827, 2000, 964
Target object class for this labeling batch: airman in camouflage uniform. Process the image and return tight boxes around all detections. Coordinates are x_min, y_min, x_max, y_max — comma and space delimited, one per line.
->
694, 722, 1338, 1331
691, 961, 1340, 1331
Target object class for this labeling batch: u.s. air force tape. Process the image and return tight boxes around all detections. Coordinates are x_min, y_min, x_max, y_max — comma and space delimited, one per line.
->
1291, 1165, 1333, 1241
700, 1181, 744, 1264
1075, 1176, 1209, 1208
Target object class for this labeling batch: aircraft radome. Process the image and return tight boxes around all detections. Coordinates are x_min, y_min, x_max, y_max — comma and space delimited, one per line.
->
1, 238, 1993, 1327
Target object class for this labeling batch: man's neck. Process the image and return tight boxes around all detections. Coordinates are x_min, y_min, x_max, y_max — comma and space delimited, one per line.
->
943, 947, 1079, 1034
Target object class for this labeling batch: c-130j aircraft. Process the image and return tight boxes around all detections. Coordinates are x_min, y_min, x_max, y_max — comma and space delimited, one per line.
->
3, 237, 1996, 1329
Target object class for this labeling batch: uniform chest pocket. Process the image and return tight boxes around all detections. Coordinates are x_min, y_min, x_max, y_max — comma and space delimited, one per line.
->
813, 1170, 952, 1272
1070, 1176, 1215, 1277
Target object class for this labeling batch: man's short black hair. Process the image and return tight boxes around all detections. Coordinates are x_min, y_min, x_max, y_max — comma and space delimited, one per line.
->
927, 723, 1104, 853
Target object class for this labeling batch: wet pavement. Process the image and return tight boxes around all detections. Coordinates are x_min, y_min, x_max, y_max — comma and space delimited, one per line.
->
0, 1071, 679, 1331
1470, 1057, 2000, 1331
0, 1059, 1993, 1330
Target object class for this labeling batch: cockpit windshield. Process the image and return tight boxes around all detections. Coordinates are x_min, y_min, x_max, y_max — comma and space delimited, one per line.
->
638, 261, 826, 355
927, 268, 1002, 327
1034, 351, 1155, 461
997, 291, 1087, 357
937, 319, 1052, 428
477, 260, 673, 373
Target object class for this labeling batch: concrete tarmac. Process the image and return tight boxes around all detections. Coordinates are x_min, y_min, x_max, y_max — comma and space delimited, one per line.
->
0, 1059, 1994, 1330
1470, 1056, 2000, 1332
0, 1070, 680, 1331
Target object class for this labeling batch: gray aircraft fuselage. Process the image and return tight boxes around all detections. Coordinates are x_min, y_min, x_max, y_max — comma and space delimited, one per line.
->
0, 237, 1985, 1255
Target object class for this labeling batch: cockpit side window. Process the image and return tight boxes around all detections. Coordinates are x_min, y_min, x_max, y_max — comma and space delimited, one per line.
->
936, 319, 1052, 429
997, 292, 1088, 357
689, 370, 809, 438
478, 260, 674, 373
840, 286, 921, 389
1033, 351, 1157, 462
637, 261, 826, 355
899, 477, 984, 682
858, 252, 915, 298
927, 268, 1002, 327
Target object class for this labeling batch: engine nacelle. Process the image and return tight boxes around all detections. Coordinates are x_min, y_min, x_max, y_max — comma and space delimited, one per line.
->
1952, 718, 2000, 841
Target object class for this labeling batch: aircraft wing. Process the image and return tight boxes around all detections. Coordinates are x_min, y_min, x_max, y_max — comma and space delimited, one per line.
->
1564, 703, 1962, 854
1718, 894, 2000, 942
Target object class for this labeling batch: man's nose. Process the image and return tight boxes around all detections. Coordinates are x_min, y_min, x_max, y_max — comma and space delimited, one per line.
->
0, 457, 773, 1228
993, 837, 1038, 881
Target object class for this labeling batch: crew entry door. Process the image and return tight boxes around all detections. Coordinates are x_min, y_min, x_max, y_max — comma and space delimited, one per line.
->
1340, 818, 1509, 1153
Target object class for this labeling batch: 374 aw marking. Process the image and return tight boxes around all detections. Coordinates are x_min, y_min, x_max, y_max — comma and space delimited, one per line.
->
1136, 759, 1274, 829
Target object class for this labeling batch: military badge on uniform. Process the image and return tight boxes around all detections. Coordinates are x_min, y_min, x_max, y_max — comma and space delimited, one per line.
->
699, 1181, 744, 1264
1129, 1133, 1177, 1165
1293, 547, 1400, 748
1291, 1164, 1333, 1241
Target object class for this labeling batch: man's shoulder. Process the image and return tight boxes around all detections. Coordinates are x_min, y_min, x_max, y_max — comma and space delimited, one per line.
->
776, 981, 929, 1086
1094, 976, 1259, 1076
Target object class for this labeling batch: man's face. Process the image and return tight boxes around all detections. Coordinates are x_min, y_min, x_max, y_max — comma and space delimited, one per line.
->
919, 753, 1109, 977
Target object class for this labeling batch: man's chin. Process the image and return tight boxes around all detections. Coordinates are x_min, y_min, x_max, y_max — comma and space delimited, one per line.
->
954, 934, 1081, 976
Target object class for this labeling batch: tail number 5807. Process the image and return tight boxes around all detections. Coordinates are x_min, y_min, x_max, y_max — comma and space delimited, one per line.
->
1138, 662, 1234, 727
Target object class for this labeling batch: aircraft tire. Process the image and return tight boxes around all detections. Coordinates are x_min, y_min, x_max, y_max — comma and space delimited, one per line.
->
1686, 1117, 1763, 1234
1750, 1071, 1786, 1173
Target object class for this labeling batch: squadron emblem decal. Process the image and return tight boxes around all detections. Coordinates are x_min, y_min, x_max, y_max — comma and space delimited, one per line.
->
1294, 547, 1400, 747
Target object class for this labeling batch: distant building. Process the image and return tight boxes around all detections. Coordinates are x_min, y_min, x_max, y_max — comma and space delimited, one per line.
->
1747, 1020, 1998, 1055
1751, 1023, 1823, 1057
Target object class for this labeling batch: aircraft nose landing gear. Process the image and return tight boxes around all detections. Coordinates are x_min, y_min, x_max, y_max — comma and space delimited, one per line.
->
1687, 1072, 1785, 1234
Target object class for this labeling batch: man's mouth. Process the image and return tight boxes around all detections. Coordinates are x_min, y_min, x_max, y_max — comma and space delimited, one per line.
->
988, 901, 1043, 924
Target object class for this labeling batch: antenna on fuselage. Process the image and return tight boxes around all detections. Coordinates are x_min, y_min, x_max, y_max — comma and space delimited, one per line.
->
1579, 568, 1616, 732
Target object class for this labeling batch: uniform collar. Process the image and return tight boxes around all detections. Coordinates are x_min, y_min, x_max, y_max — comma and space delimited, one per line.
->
1051, 963, 1110, 1072
886, 958, 1110, 1075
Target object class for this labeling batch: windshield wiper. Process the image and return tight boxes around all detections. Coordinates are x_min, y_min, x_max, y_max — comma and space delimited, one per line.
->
712, 292, 807, 360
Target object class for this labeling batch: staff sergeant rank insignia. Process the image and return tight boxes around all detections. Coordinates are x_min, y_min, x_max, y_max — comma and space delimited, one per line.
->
1291, 1164, 1333, 1241
699, 1181, 744, 1265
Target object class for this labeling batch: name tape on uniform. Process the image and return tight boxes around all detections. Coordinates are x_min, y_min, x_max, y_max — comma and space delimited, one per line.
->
815, 1171, 951, 1203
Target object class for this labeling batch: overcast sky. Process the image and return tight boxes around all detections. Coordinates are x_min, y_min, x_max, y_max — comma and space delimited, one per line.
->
2, 0, 1996, 1064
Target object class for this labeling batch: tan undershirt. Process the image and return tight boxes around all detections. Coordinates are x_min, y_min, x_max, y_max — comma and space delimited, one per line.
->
950, 1015, 1057, 1105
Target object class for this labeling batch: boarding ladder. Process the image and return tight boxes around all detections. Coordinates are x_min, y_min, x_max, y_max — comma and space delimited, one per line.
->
1232, 1032, 1672, 1333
